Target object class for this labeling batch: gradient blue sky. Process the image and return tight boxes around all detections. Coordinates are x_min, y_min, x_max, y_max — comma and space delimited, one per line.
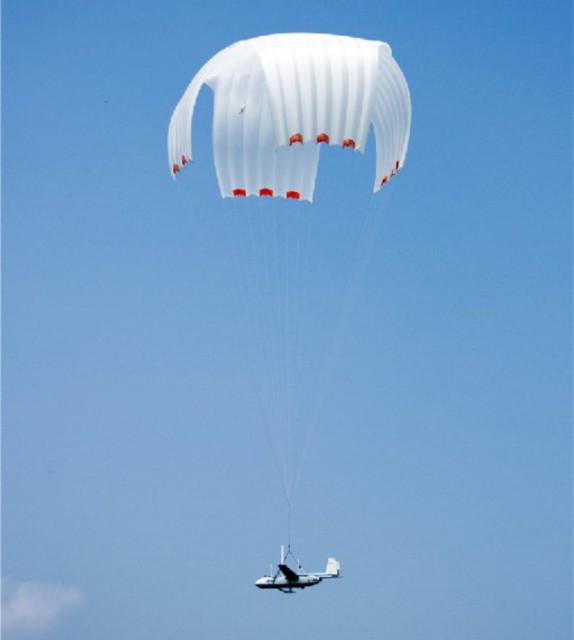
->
3, 1, 572, 639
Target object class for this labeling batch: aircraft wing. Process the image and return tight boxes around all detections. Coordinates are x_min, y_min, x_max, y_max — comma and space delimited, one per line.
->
278, 564, 300, 581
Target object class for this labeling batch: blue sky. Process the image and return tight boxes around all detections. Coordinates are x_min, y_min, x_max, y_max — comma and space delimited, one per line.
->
2, 1, 572, 639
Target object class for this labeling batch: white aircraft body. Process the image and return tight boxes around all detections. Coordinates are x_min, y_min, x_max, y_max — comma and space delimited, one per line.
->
255, 546, 341, 593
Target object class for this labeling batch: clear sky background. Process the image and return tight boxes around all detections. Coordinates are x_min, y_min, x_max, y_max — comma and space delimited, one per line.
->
2, 1, 572, 639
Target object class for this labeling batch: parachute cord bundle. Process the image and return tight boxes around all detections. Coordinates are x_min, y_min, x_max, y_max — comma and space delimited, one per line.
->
290, 186, 397, 499
287, 498, 292, 552
222, 199, 312, 503
221, 182, 399, 527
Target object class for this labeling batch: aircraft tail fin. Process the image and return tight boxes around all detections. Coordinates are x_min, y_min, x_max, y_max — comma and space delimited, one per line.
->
324, 557, 340, 577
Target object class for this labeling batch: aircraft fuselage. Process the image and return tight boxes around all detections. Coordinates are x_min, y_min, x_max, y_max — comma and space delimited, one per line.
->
255, 575, 322, 590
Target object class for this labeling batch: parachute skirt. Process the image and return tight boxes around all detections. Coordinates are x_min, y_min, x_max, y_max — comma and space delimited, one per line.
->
168, 33, 411, 201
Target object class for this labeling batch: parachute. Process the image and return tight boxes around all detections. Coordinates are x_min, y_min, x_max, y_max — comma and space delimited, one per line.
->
168, 33, 412, 517
168, 33, 411, 201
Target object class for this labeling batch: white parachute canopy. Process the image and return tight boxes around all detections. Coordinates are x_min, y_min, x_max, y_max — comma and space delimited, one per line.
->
168, 33, 411, 201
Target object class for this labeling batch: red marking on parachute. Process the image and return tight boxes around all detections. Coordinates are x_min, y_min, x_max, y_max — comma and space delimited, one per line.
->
395, 160, 400, 170
233, 188, 247, 197
289, 133, 303, 145
342, 138, 356, 149
259, 188, 274, 197
172, 163, 181, 174
316, 133, 330, 144
286, 191, 300, 200
381, 176, 388, 185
